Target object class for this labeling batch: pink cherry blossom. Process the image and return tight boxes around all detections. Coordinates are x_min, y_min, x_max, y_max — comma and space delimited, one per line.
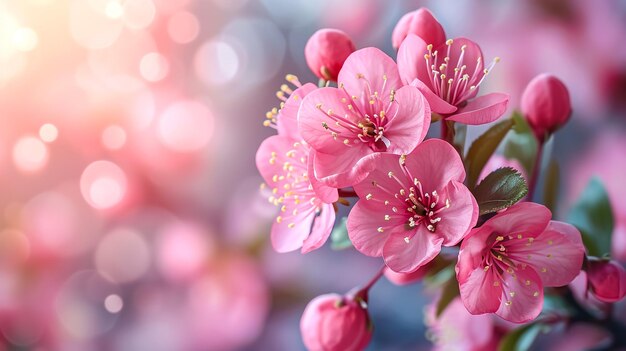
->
257, 77, 338, 253
586, 258, 626, 303
391, 8, 446, 50
300, 293, 372, 351
521, 73, 572, 142
298, 47, 431, 188
347, 139, 478, 273
457, 202, 585, 323
398, 34, 509, 125
305, 29, 356, 81
384, 261, 433, 286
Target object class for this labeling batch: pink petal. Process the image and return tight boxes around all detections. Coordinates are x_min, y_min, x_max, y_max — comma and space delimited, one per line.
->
444, 37, 484, 102
391, 8, 446, 50
347, 200, 398, 257
436, 180, 478, 246
298, 87, 358, 155
485, 202, 551, 237
308, 151, 338, 203
508, 221, 584, 287
301, 203, 336, 253
313, 150, 379, 188
447, 93, 510, 125
397, 34, 433, 89
405, 139, 466, 191
271, 203, 316, 253
382, 227, 443, 273
383, 85, 431, 154
456, 225, 494, 283
458, 266, 501, 315
338, 47, 403, 101
256, 135, 306, 188
277, 83, 317, 139
410, 78, 457, 114
495, 266, 543, 323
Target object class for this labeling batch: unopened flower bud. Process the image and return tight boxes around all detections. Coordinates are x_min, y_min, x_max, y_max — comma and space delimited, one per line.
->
586, 258, 626, 303
305, 29, 356, 81
391, 8, 446, 49
521, 74, 572, 142
300, 293, 372, 351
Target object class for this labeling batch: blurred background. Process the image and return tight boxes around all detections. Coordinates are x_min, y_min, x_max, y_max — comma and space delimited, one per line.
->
0, 0, 625, 349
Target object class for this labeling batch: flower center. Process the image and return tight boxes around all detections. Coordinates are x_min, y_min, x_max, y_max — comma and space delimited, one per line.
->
423, 39, 499, 106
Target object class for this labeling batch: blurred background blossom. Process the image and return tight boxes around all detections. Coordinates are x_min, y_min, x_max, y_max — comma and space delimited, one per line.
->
0, 0, 625, 349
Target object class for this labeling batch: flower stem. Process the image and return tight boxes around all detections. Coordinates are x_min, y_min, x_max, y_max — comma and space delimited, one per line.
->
351, 265, 386, 303
527, 141, 544, 201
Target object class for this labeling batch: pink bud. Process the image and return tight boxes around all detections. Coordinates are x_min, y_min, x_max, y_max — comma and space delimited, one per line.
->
586, 258, 626, 303
384, 262, 432, 286
391, 8, 446, 49
300, 293, 372, 351
305, 29, 356, 81
521, 74, 572, 142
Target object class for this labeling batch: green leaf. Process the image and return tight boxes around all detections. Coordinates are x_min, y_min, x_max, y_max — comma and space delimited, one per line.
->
498, 323, 543, 351
567, 177, 614, 257
473, 167, 528, 215
542, 159, 559, 214
465, 118, 515, 189
330, 217, 352, 250
435, 276, 460, 317
503, 112, 538, 176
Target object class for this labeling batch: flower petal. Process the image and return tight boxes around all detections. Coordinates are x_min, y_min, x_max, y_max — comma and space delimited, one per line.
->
301, 204, 336, 253
444, 37, 484, 102
447, 93, 510, 125
271, 203, 316, 253
457, 225, 494, 283
277, 83, 317, 138
382, 227, 443, 273
485, 202, 551, 237
313, 149, 378, 188
383, 85, 431, 154
299, 87, 359, 155
308, 151, 338, 203
405, 139, 466, 191
410, 78, 457, 114
338, 47, 403, 100
509, 221, 584, 287
495, 266, 543, 323
436, 180, 478, 246
347, 200, 398, 257
256, 135, 308, 190
458, 266, 501, 315
397, 34, 433, 88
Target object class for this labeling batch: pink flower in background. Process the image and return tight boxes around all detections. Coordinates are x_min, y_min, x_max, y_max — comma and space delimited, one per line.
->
457, 202, 584, 323
586, 258, 626, 303
521, 74, 572, 142
305, 29, 356, 81
257, 77, 338, 253
397, 34, 509, 125
479, 154, 527, 184
426, 297, 503, 351
348, 139, 478, 273
391, 8, 446, 50
300, 293, 372, 351
299, 47, 431, 188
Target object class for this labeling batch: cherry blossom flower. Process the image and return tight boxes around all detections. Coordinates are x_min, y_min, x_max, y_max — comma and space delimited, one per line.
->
298, 47, 431, 188
257, 76, 338, 253
586, 258, 626, 303
347, 139, 478, 273
391, 8, 446, 50
457, 202, 585, 323
397, 34, 509, 125
305, 29, 356, 81
300, 293, 372, 351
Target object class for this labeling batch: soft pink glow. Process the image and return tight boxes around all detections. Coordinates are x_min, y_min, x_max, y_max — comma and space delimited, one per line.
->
167, 11, 200, 44
12, 136, 49, 173
39, 123, 58, 143
156, 221, 211, 282
101, 125, 127, 150
94, 228, 151, 283
80, 160, 128, 209
157, 100, 214, 152
139, 52, 169, 82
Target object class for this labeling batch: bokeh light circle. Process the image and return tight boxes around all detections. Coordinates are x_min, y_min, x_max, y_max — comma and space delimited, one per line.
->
39, 123, 58, 143
139, 52, 169, 82
70, 0, 125, 50
80, 160, 127, 209
12, 136, 48, 173
12, 27, 39, 52
167, 11, 199, 44
123, 0, 156, 29
104, 294, 124, 313
95, 228, 150, 283
194, 40, 239, 86
156, 221, 212, 281
157, 100, 214, 152
102, 125, 127, 149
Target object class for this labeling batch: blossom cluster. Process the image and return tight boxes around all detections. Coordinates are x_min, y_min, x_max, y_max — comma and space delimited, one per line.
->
256, 8, 626, 351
